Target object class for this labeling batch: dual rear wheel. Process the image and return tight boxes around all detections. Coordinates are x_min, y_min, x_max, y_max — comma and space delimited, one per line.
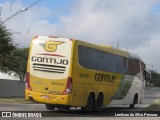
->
81, 93, 103, 111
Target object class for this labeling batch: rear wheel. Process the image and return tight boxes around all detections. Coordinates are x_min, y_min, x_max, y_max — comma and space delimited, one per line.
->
45, 104, 55, 110
81, 94, 95, 111
130, 94, 138, 108
94, 94, 103, 111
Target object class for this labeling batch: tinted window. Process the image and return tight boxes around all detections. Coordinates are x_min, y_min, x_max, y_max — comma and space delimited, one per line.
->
108, 54, 127, 74
78, 46, 88, 68
108, 53, 117, 73
116, 56, 127, 74
97, 51, 108, 71
78, 45, 128, 74
127, 59, 140, 75
88, 48, 97, 69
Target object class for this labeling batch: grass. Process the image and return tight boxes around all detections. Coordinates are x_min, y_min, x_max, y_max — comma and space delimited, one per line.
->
143, 99, 160, 111
0, 98, 36, 104
153, 99, 160, 104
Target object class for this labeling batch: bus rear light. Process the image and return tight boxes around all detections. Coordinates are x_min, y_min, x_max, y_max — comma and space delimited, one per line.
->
62, 77, 72, 95
25, 72, 32, 91
33, 36, 38, 40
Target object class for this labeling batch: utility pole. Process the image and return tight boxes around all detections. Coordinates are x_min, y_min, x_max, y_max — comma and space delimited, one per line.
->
10, 1, 12, 11
117, 39, 119, 48
0, 6, 2, 17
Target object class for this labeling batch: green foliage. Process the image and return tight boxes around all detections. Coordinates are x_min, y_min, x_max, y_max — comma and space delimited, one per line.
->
150, 70, 160, 87
0, 22, 29, 81
9, 48, 29, 81
0, 23, 15, 72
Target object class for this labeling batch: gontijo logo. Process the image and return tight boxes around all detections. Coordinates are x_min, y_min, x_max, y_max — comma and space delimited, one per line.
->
40, 41, 64, 52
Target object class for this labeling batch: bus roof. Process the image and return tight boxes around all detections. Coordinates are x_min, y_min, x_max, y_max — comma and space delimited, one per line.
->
75, 40, 129, 57
33, 36, 141, 61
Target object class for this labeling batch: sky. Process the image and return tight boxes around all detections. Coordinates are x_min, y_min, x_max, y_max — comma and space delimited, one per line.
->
0, 0, 160, 72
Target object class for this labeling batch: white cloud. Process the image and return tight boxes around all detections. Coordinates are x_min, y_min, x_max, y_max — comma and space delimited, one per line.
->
1, 1, 55, 47
131, 34, 160, 71
1, 0, 160, 71
58, 0, 160, 48
57, 0, 160, 71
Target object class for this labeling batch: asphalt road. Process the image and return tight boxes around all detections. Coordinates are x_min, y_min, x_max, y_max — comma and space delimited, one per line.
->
0, 87, 160, 119
143, 87, 160, 104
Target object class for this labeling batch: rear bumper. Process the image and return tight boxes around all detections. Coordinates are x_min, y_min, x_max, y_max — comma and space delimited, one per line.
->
25, 89, 72, 106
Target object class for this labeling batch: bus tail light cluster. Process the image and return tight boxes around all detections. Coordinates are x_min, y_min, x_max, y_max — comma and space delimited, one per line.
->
25, 72, 32, 91
62, 77, 72, 95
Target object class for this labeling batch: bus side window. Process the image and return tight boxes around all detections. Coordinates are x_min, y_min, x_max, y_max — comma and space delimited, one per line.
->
87, 48, 98, 70
78, 46, 88, 68
127, 59, 140, 75
97, 51, 108, 71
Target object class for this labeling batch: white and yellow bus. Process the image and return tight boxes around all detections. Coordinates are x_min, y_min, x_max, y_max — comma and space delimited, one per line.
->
25, 36, 149, 111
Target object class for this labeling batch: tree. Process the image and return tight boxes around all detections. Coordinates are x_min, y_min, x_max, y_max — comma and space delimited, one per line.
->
9, 48, 29, 81
0, 21, 29, 81
150, 70, 160, 87
0, 23, 15, 72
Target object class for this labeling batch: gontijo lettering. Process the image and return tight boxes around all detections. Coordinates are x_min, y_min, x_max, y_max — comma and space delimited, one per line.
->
31, 56, 69, 65
95, 73, 116, 83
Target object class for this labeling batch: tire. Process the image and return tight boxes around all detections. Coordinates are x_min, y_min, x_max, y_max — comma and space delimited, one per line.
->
45, 104, 55, 110
81, 94, 95, 111
94, 94, 103, 111
129, 103, 135, 109
129, 94, 138, 109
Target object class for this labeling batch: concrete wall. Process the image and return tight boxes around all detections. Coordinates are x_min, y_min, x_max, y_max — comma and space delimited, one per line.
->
0, 79, 25, 98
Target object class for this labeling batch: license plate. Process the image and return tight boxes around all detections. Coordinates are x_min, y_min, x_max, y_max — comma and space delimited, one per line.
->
41, 95, 50, 100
